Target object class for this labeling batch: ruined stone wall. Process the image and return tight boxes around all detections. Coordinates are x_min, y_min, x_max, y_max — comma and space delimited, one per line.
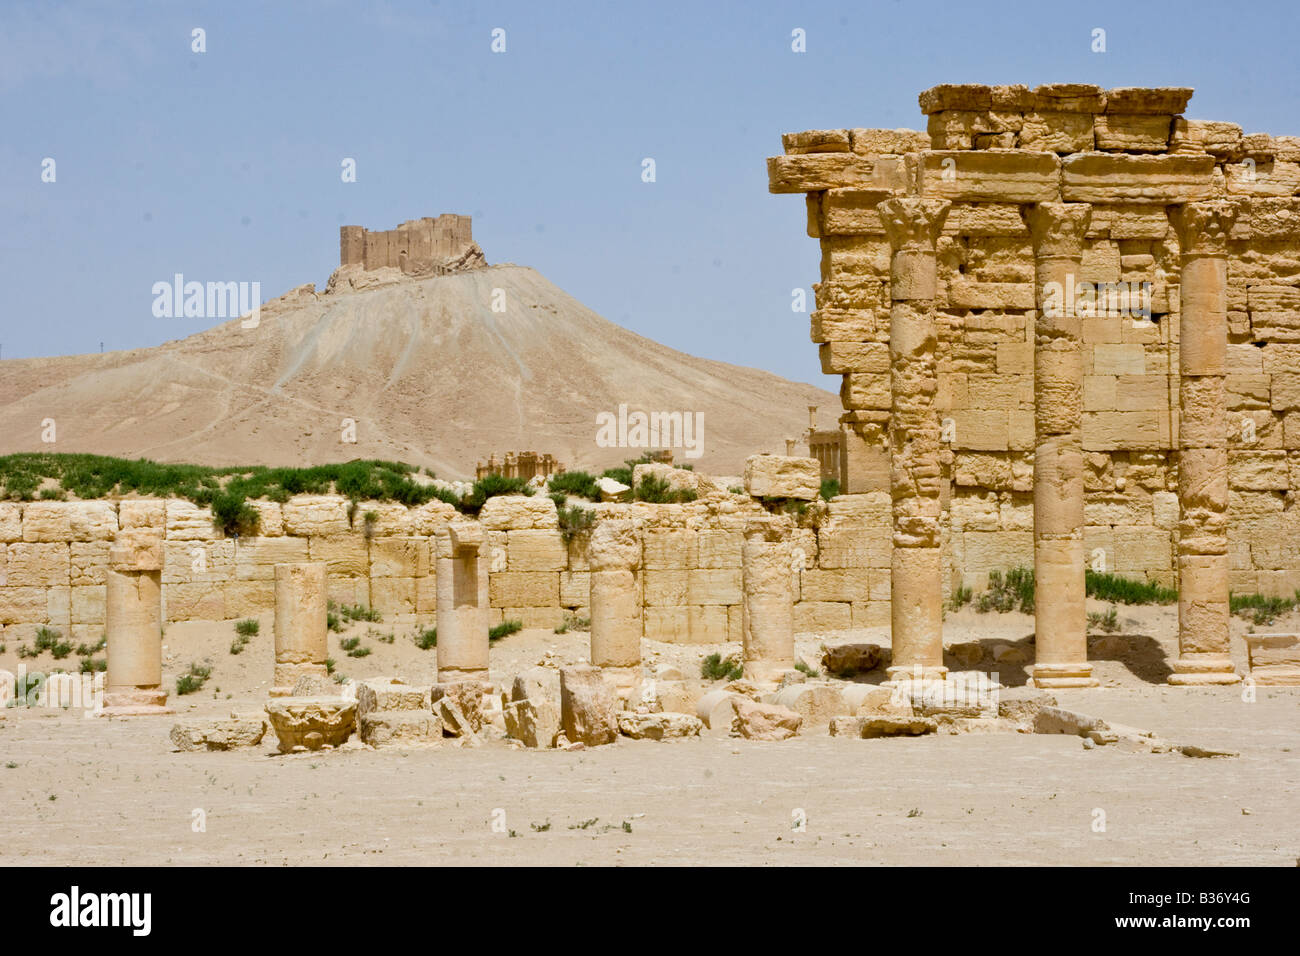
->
769, 84, 1300, 597
339, 214, 474, 273
0, 494, 888, 642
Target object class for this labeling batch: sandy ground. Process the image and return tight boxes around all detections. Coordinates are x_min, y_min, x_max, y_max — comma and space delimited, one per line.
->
1, 601, 1297, 866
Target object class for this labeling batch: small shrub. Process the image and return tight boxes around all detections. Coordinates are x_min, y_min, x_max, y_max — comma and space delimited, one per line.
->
975, 567, 1035, 614
324, 657, 337, 675
634, 474, 695, 504
340, 637, 361, 652
554, 614, 590, 634
794, 659, 819, 679
340, 603, 381, 623
701, 653, 743, 681
557, 504, 597, 543
175, 663, 212, 696
1087, 606, 1120, 633
464, 473, 534, 510
548, 471, 601, 501
414, 627, 437, 650
211, 492, 260, 537
490, 619, 523, 642
347, 645, 371, 659
819, 478, 840, 501
234, 618, 260, 637
1230, 590, 1300, 625
1085, 570, 1177, 606
948, 585, 973, 610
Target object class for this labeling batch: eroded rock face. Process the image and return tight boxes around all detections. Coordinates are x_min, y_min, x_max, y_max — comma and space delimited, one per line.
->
264, 697, 357, 753
559, 665, 619, 747
617, 711, 703, 740
730, 699, 802, 740
170, 715, 268, 752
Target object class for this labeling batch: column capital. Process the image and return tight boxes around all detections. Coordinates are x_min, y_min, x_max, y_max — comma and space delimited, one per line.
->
1022, 202, 1092, 258
1171, 200, 1241, 257
877, 197, 950, 251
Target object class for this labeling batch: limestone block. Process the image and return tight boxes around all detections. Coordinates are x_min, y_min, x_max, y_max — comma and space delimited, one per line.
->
687, 604, 730, 643
504, 667, 562, 748
596, 477, 630, 502
307, 535, 368, 577
918, 84, 993, 114
281, 495, 350, 536
368, 536, 428, 578
489, 571, 558, 607
5, 543, 70, 586
234, 537, 310, 580
1104, 87, 1192, 114
264, 697, 357, 753
164, 500, 217, 541
170, 716, 268, 752
781, 129, 850, 154
359, 710, 443, 747
793, 601, 853, 632
71, 585, 106, 625
730, 699, 802, 740
353, 677, 432, 718
799, 568, 871, 603
477, 494, 558, 531
743, 455, 820, 500
945, 279, 1035, 310
850, 128, 930, 154
248, 501, 284, 537
1062, 154, 1216, 204
119, 500, 165, 530
1033, 83, 1105, 113
687, 568, 742, 605
407, 499, 460, 536
1244, 634, 1300, 685
819, 187, 890, 235
1019, 112, 1094, 153
559, 665, 619, 746
771, 683, 847, 725
919, 151, 1059, 203
1094, 114, 1172, 152
639, 529, 695, 570
616, 711, 703, 740
768, 153, 878, 193
22, 501, 116, 542
432, 680, 486, 736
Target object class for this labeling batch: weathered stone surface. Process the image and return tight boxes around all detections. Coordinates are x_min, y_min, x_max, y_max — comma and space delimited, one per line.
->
353, 676, 432, 717
771, 682, 847, 725
169, 716, 267, 752
504, 667, 562, 748
820, 643, 883, 675
919, 151, 1060, 203
744, 455, 820, 501
1061, 153, 1216, 203
617, 711, 703, 740
730, 699, 802, 740
768, 153, 878, 193
1244, 633, 1300, 684
431, 680, 485, 735
359, 709, 443, 747
559, 665, 619, 747
264, 697, 357, 753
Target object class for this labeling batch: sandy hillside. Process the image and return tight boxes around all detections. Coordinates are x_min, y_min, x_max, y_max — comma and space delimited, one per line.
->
0, 265, 838, 478
1, 601, 1295, 866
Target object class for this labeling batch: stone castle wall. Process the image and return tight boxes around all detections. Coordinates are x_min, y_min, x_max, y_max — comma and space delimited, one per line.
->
339, 214, 474, 273
769, 84, 1300, 596
0, 493, 887, 642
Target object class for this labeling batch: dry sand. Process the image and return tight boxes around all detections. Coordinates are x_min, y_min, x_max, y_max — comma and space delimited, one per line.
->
1, 601, 1296, 866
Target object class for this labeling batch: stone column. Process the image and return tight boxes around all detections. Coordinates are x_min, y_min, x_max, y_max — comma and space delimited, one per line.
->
1024, 202, 1098, 688
271, 562, 329, 696
1169, 201, 1241, 685
742, 515, 795, 684
878, 197, 950, 683
435, 520, 489, 681
586, 519, 642, 693
103, 530, 170, 714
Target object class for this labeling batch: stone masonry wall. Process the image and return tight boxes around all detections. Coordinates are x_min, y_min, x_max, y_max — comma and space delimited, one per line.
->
339, 214, 474, 273
0, 494, 889, 642
769, 84, 1300, 597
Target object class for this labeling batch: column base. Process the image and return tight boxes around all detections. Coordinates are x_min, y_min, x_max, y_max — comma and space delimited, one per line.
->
436, 667, 489, 684
1029, 662, 1098, 689
595, 664, 640, 698
743, 659, 795, 688
883, 664, 948, 687
1168, 656, 1240, 686
98, 687, 172, 716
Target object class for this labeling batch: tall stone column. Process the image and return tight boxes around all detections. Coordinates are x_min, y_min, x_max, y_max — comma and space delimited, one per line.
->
742, 515, 794, 684
271, 562, 329, 696
1169, 201, 1241, 685
435, 520, 489, 681
878, 197, 950, 683
103, 530, 170, 714
1024, 202, 1098, 688
587, 519, 642, 693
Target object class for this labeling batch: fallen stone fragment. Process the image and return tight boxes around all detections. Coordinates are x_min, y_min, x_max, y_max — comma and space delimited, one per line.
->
559, 665, 619, 747
617, 711, 703, 740
170, 715, 268, 752
431, 680, 484, 735
503, 667, 561, 749
772, 682, 848, 725
264, 697, 357, 753
730, 699, 802, 740
820, 643, 884, 676
696, 689, 745, 730
859, 714, 938, 738
354, 676, 432, 717
359, 709, 443, 748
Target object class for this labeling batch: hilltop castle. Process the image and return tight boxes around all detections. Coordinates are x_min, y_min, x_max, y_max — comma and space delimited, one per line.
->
338, 214, 485, 276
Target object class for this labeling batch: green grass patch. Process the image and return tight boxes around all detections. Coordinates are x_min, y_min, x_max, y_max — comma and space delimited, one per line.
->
490, 619, 523, 642
819, 478, 840, 501
339, 603, 381, 624
975, 567, 1036, 614
414, 627, 437, 650
1085, 570, 1177, 605
175, 663, 212, 696
554, 614, 590, 634
1230, 590, 1300, 625
1087, 606, 1120, 633
547, 471, 601, 501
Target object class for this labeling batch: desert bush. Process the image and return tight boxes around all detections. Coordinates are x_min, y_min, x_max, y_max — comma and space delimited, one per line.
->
1084, 570, 1177, 605
176, 663, 212, 696
1230, 590, 1300, 625
701, 653, 743, 681
548, 471, 601, 501
489, 619, 523, 642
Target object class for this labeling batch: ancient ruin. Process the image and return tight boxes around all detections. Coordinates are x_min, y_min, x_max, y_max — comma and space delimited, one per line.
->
339, 214, 482, 276
475, 452, 565, 482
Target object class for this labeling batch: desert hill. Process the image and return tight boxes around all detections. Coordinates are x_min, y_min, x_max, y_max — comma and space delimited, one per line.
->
0, 265, 839, 478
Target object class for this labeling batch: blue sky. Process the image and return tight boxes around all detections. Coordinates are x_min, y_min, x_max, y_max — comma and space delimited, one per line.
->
3, 0, 1298, 386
